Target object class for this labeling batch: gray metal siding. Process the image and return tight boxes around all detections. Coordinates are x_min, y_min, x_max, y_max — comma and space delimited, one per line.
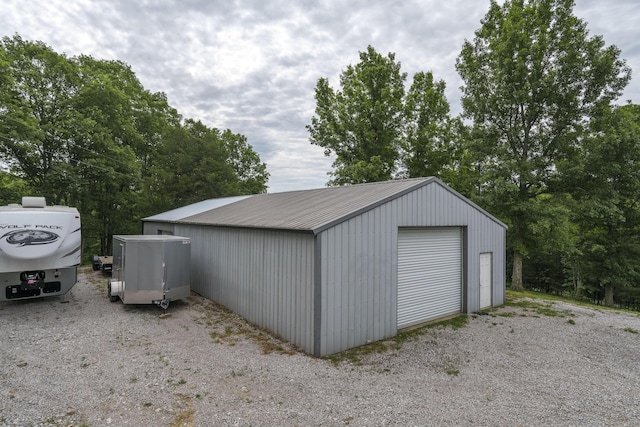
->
175, 224, 315, 353
146, 179, 505, 357
317, 181, 505, 356
318, 204, 397, 356
394, 183, 506, 312
143, 221, 175, 235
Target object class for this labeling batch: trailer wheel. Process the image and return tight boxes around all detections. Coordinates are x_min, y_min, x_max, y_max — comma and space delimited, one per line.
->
108, 281, 118, 302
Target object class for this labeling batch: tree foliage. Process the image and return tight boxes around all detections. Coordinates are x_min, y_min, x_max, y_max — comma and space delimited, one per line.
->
0, 35, 81, 205
561, 104, 640, 307
402, 71, 468, 189
0, 34, 269, 256
144, 120, 267, 214
308, 46, 461, 187
306, 3, 639, 310
308, 46, 406, 185
456, 0, 631, 290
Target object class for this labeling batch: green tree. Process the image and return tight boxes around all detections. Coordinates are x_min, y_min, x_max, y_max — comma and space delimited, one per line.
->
521, 192, 579, 295
75, 56, 182, 172
563, 104, 640, 307
221, 130, 269, 195
0, 172, 33, 205
402, 71, 468, 190
0, 35, 81, 205
145, 120, 268, 215
1, 34, 270, 256
456, 0, 631, 290
72, 56, 176, 253
307, 45, 406, 185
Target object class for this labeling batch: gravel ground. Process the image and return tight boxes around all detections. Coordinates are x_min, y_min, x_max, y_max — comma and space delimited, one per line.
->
1, 267, 640, 427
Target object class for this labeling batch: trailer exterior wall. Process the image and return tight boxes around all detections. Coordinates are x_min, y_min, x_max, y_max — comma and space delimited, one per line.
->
0, 201, 81, 301
176, 224, 316, 353
111, 235, 191, 305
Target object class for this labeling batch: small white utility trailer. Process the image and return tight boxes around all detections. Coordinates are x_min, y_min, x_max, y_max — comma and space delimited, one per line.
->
108, 235, 191, 310
0, 197, 81, 301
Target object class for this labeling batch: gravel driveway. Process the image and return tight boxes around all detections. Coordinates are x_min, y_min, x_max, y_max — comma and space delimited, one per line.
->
1, 267, 639, 427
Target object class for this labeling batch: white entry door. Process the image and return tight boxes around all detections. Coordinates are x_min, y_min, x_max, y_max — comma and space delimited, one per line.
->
479, 252, 492, 309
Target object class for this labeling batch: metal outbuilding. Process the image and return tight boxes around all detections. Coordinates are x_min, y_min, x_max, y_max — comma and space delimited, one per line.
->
142, 177, 507, 357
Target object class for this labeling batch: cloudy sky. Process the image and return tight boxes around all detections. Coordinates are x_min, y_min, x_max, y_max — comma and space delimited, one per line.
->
2, 0, 638, 192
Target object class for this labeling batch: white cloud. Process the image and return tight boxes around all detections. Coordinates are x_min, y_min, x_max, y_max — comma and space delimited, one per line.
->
1, 0, 638, 193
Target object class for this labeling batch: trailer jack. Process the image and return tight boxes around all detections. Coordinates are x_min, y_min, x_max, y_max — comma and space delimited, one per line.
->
153, 298, 170, 311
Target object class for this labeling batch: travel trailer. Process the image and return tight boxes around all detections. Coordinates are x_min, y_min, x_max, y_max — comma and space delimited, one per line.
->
0, 197, 81, 301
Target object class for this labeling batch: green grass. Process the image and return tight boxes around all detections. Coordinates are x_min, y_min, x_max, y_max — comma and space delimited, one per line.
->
325, 315, 469, 366
624, 327, 638, 334
500, 292, 575, 318
506, 289, 640, 316
325, 340, 390, 366
395, 314, 468, 342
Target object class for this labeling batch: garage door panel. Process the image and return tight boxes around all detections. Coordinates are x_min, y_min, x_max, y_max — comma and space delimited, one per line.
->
398, 281, 460, 300
397, 228, 462, 328
399, 262, 460, 277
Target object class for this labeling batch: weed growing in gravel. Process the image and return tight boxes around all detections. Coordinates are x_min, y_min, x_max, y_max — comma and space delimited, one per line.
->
230, 369, 245, 377
396, 315, 468, 343
567, 319, 576, 325
87, 277, 106, 292
157, 353, 168, 366
494, 311, 516, 317
325, 315, 469, 366
166, 378, 187, 387
624, 327, 638, 334
437, 355, 463, 376
325, 341, 390, 366
200, 300, 296, 354
502, 299, 573, 318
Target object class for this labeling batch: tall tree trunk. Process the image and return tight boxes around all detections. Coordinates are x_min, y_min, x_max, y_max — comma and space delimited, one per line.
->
604, 284, 614, 307
512, 250, 523, 291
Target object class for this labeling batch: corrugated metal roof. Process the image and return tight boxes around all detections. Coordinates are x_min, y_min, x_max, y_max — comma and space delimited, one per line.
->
143, 195, 252, 222
178, 178, 434, 234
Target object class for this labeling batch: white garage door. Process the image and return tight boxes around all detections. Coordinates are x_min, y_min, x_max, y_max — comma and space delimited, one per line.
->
397, 228, 462, 328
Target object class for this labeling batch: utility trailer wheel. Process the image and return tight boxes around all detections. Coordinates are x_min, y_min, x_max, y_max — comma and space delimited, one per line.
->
108, 281, 118, 302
